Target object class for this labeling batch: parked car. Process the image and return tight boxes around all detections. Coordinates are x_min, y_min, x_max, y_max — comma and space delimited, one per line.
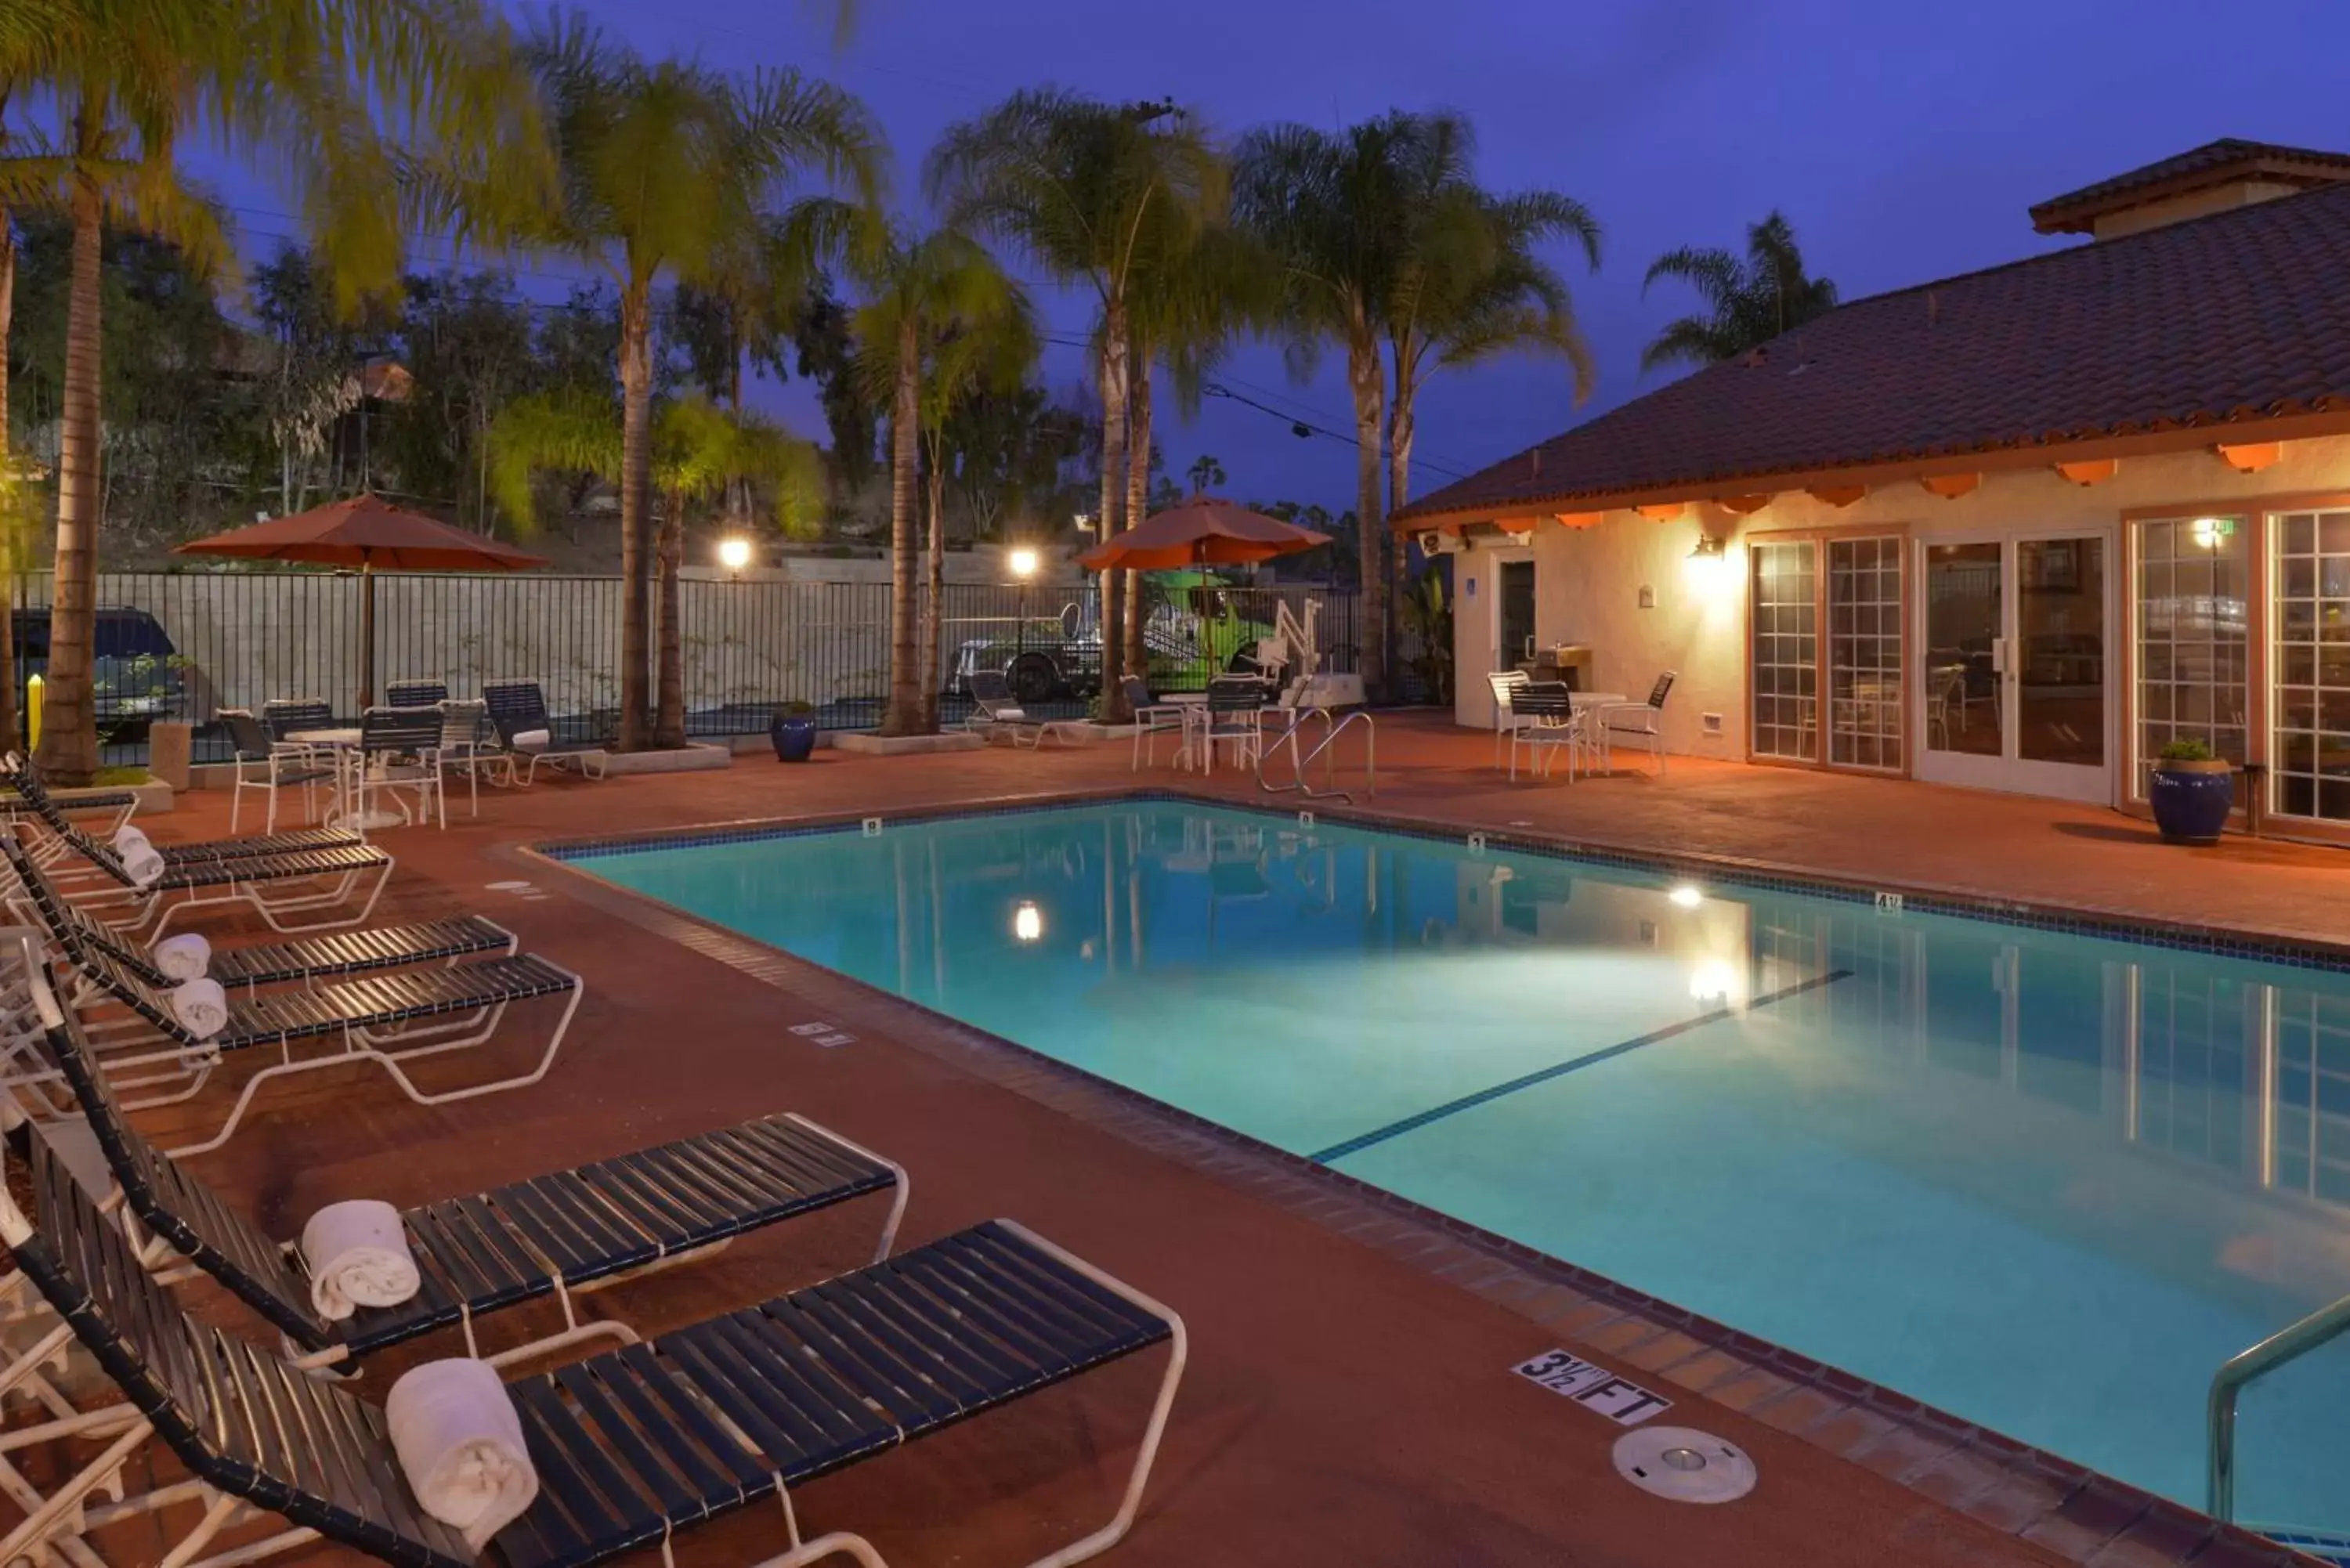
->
12, 607, 187, 740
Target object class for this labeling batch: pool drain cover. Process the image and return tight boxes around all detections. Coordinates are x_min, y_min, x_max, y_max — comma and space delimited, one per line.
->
1612, 1426, 1756, 1504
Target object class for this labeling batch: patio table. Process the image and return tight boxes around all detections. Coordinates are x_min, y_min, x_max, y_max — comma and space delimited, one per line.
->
290, 727, 403, 831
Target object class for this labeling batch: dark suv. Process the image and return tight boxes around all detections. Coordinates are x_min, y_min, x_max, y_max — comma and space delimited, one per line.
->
13, 607, 186, 740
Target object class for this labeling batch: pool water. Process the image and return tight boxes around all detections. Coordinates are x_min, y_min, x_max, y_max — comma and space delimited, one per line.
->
573, 800, 2350, 1535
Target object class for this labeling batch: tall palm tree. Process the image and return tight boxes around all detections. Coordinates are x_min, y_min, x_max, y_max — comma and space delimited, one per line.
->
1234, 113, 1428, 703
929, 90, 1221, 722
516, 15, 880, 750
846, 219, 1031, 735
486, 386, 820, 746
1, 0, 544, 782
1642, 209, 1837, 371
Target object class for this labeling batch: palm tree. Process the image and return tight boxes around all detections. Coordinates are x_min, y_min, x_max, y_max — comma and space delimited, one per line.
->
516, 14, 880, 750
929, 90, 1221, 722
1642, 209, 1837, 371
486, 386, 820, 746
1, 0, 543, 782
1234, 113, 1427, 703
846, 219, 1032, 735
1185, 453, 1225, 495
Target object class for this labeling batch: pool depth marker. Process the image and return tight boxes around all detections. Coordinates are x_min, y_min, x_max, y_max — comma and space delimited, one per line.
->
1308, 967, 1853, 1165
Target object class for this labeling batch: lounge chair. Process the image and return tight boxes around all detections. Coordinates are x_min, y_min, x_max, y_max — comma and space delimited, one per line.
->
8, 817, 393, 938
965, 668, 1048, 746
1, 755, 359, 869
482, 681, 608, 784
31, 896, 582, 1154
0, 1113, 1183, 1568
0, 763, 138, 835
385, 679, 450, 707
2, 836, 515, 994
27, 983, 908, 1372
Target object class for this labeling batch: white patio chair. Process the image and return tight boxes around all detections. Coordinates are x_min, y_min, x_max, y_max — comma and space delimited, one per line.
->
219, 707, 337, 833
1487, 669, 1531, 770
432, 698, 492, 824
1123, 676, 1188, 770
1596, 671, 1677, 775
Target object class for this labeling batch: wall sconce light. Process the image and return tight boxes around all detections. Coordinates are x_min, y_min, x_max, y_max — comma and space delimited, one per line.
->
1683, 532, 1735, 598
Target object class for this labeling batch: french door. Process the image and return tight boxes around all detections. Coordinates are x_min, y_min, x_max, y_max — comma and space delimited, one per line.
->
1915, 531, 2111, 801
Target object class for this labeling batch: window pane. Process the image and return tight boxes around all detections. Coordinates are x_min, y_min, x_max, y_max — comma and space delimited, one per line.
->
1751, 542, 1817, 761
2271, 510, 2350, 821
2136, 515, 2247, 797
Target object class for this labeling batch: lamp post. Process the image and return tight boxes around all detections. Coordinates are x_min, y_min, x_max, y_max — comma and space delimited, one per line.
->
1009, 545, 1039, 695
718, 535, 753, 578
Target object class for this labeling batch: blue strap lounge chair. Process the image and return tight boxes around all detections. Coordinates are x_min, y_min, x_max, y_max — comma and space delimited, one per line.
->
481, 681, 608, 784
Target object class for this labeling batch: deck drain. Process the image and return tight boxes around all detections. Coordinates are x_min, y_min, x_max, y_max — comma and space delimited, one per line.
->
1613, 1426, 1755, 1504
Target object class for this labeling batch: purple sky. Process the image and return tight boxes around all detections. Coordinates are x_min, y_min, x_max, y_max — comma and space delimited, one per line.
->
230, 0, 2350, 515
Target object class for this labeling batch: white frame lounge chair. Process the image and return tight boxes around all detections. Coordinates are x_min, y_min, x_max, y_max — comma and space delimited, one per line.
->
482, 681, 609, 785
0, 1110, 1183, 1568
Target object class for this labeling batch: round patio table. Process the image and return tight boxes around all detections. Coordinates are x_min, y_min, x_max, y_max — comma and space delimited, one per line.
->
290, 727, 403, 830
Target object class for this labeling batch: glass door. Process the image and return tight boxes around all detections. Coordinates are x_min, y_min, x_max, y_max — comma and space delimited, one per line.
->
1918, 533, 2110, 801
1496, 558, 1536, 674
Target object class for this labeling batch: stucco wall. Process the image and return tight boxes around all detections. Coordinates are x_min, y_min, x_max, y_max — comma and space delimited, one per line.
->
1447, 432, 2350, 765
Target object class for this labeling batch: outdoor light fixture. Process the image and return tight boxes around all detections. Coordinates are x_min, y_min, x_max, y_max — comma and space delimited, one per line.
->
1009, 546, 1040, 580
1668, 884, 1704, 909
1683, 533, 1735, 597
1013, 901, 1044, 943
717, 536, 754, 573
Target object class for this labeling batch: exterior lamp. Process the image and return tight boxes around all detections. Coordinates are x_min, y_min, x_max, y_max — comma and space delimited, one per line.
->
1684, 533, 1734, 597
1009, 546, 1040, 580
1013, 901, 1043, 943
717, 535, 754, 575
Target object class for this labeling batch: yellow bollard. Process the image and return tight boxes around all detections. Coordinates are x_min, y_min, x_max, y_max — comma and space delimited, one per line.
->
24, 674, 40, 753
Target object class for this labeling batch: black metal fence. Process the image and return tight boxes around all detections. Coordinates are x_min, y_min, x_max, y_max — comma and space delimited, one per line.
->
7, 571, 1400, 766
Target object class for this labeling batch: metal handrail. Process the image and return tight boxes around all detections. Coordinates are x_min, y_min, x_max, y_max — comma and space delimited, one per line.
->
2207, 1290, 2350, 1519
1256, 707, 1374, 803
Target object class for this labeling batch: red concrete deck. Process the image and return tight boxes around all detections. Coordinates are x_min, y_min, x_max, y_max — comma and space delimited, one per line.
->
72, 717, 2344, 1568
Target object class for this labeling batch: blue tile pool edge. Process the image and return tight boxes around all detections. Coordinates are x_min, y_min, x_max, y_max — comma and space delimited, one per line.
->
518, 828, 2330, 1566
535, 786, 2350, 975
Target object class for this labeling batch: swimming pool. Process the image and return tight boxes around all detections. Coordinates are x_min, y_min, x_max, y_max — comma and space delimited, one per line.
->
563, 798, 2350, 1537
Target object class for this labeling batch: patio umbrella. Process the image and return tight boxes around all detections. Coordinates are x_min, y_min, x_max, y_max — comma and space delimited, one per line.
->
175, 493, 548, 709
1075, 496, 1331, 571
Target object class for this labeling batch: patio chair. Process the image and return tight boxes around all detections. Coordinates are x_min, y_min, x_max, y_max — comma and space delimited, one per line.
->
1596, 671, 1676, 775
482, 680, 608, 784
219, 707, 340, 834
1123, 674, 1188, 770
29, 887, 583, 1154
1506, 684, 1594, 782
261, 697, 337, 743
385, 679, 449, 707
0, 1111, 1183, 1568
347, 706, 446, 829
0, 836, 514, 996
25, 981, 909, 1373
1201, 676, 1269, 774
434, 699, 493, 823
1486, 670, 1531, 769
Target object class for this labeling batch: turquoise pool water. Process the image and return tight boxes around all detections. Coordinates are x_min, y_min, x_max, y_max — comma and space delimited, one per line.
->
572, 800, 2350, 1535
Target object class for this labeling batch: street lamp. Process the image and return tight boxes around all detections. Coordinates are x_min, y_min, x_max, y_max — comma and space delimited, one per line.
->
1010, 545, 1040, 686
717, 535, 754, 576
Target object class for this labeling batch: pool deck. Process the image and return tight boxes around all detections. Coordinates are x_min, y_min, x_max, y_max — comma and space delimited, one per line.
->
96, 714, 2345, 1568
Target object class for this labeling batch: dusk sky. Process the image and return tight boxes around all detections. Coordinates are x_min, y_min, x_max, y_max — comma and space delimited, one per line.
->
232, 0, 2350, 518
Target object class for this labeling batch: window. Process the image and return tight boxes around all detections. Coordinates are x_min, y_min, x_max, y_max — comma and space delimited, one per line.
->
2271, 509, 2350, 822
1828, 537, 1903, 769
2134, 515, 2248, 791
1750, 541, 1817, 761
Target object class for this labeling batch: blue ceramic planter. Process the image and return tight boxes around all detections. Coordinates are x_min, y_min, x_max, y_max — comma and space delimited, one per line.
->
772, 714, 817, 763
2149, 762, 2232, 844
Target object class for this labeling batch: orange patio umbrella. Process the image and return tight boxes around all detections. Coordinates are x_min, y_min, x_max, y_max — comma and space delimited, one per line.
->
176, 493, 548, 708
1075, 495, 1331, 571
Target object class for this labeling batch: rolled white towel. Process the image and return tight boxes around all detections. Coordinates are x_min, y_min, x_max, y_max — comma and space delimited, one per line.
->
168, 977, 229, 1040
112, 825, 165, 887
387, 1359, 537, 1552
300, 1198, 420, 1320
511, 728, 551, 752
150, 932, 211, 982
996, 706, 1028, 721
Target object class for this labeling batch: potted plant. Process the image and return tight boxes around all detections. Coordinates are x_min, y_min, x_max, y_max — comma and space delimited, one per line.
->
770, 701, 819, 763
2149, 738, 2232, 843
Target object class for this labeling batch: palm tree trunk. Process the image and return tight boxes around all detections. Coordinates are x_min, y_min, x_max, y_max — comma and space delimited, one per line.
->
38, 175, 104, 784
1386, 349, 1418, 698
1123, 349, 1151, 686
879, 323, 921, 736
1097, 300, 1130, 722
1347, 328, 1387, 706
918, 439, 945, 733
616, 284, 654, 751
653, 487, 686, 749
0, 204, 21, 756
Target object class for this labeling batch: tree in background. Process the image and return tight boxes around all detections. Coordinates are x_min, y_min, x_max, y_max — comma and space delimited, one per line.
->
930, 90, 1221, 723
786, 274, 875, 500
940, 381, 1086, 542
487, 385, 818, 746
845, 219, 1030, 736
251, 243, 385, 515
2, 0, 547, 782
512, 13, 879, 750
1185, 453, 1224, 495
1642, 210, 1836, 370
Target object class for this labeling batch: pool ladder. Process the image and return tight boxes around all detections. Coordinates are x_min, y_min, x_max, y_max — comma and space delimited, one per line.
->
2207, 1288, 2350, 1522
1256, 708, 1376, 804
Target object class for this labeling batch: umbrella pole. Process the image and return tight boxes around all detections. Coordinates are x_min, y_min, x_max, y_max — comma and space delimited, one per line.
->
358, 562, 375, 712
